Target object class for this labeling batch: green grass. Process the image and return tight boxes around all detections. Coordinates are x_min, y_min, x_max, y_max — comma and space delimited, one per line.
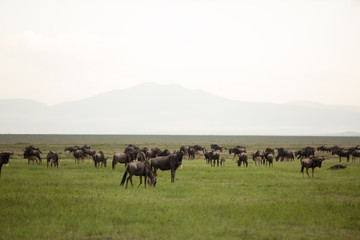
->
0, 136, 360, 239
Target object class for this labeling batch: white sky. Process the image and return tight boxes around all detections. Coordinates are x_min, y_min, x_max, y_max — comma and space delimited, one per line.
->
1, 0, 360, 106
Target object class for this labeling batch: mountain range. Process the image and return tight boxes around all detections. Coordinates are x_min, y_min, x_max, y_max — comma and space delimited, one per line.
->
1, 82, 360, 136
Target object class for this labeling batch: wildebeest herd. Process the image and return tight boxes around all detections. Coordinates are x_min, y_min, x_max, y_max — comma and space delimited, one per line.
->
0, 144, 359, 184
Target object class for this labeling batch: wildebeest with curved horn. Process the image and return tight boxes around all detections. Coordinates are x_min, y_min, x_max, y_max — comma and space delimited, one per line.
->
301, 157, 325, 178
0, 152, 12, 177
47, 151, 59, 168
151, 151, 184, 183
120, 160, 156, 189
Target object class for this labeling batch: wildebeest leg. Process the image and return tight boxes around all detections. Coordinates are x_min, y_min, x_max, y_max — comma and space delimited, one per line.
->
138, 176, 142, 188
171, 169, 175, 183
126, 174, 133, 189
301, 165, 305, 178
312, 168, 314, 178
306, 168, 310, 178
217, 158, 219, 167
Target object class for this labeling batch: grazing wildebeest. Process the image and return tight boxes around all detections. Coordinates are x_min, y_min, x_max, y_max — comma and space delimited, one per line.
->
73, 150, 85, 164
151, 151, 184, 183
47, 151, 59, 168
265, 153, 274, 167
301, 157, 325, 178
237, 152, 248, 167
93, 151, 107, 168
0, 152, 12, 177
120, 160, 156, 189
204, 150, 220, 167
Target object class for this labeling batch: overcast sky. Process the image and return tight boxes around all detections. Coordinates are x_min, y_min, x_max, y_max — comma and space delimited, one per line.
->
1, 0, 359, 106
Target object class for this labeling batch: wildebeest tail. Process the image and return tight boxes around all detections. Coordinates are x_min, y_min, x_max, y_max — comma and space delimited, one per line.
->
120, 166, 128, 186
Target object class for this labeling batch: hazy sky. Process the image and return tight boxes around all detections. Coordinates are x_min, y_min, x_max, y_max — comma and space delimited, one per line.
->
1, 0, 360, 106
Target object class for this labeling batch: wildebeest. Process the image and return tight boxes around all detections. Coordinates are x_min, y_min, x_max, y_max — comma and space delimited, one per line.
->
204, 150, 220, 167
47, 151, 59, 168
187, 147, 196, 160
120, 160, 156, 189
252, 155, 262, 166
0, 152, 12, 177
112, 150, 139, 169
332, 148, 350, 162
210, 144, 223, 152
276, 148, 294, 162
220, 157, 226, 166
93, 151, 107, 168
81, 148, 96, 159
64, 145, 80, 153
229, 146, 246, 160
253, 150, 265, 164
300, 157, 325, 178
237, 152, 248, 167
24, 146, 42, 164
295, 146, 315, 160
327, 164, 347, 170
151, 151, 184, 183
73, 150, 85, 164
27, 156, 39, 165
351, 150, 360, 162
189, 145, 205, 153
265, 153, 274, 167
264, 147, 275, 155
317, 145, 332, 153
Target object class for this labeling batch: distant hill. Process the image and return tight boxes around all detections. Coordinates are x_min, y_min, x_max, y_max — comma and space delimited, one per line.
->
1, 82, 360, 135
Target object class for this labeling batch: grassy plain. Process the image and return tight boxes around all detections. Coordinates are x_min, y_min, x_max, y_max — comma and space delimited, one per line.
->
0, 135, 359, 240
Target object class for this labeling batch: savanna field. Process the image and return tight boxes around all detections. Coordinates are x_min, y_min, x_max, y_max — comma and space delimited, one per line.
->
0, 135, 359, 240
